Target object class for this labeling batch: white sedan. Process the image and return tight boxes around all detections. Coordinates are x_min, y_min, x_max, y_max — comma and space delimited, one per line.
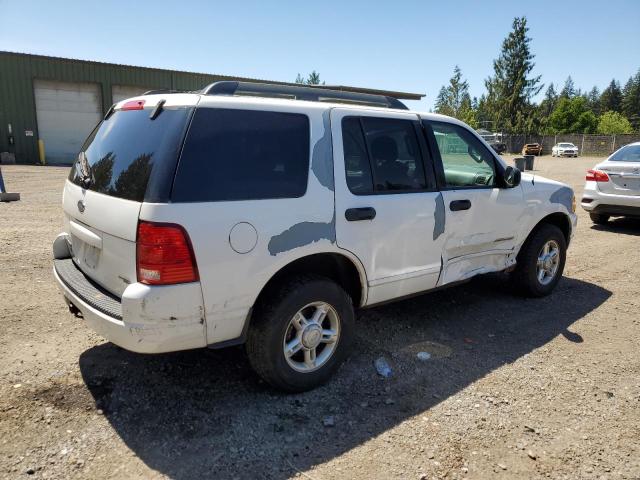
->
552, 143, 579, 157
581, 142, 640, 224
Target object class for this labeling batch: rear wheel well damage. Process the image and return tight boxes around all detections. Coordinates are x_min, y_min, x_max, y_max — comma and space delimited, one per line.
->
254, 253, 364, 314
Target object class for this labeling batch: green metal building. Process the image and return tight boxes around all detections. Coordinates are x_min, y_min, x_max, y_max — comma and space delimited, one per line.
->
0, 51, 286, 165
0, 51, 423, 166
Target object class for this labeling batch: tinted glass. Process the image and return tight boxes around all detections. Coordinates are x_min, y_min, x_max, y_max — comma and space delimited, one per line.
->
430, 122, 496, 188
342, 117, 374, 194
172, 108, 310, 202
359, 117, 427, 192
69, 107, 192, 202
610, 144, 640, 162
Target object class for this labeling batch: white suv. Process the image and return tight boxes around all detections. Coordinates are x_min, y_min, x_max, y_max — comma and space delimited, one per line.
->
53, 82, 577, 391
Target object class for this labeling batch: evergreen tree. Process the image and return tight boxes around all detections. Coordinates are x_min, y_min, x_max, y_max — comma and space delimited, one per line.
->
484, 17, 542, 132
294, 71, 324, 85
560, 76, 576, 99
434, 86, 453, 116
600, 79, 623, 113
621, 71, 640, 131
434, 65, 472, 118
586, 86, 601, 116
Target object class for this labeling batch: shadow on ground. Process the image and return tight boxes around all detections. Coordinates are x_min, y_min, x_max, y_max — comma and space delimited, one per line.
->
590, 217, 640, 236
79, 275, 610, 479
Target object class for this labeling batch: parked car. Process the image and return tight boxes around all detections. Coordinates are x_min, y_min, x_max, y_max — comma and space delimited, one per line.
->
477, 129, 507, 154
522, 143, 542, 156
489, 141, 507, 154
552, 143, 579, 157
581, 142, 640, 224
53, 82, 577, 392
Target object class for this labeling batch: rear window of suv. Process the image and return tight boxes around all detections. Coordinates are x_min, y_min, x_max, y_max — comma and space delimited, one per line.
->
171, 108, 310, 202
69, 107, 193, 202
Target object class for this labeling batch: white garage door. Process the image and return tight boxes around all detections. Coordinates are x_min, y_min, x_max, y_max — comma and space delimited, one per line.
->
34, 80, 102, 165
112, 85, 153, 104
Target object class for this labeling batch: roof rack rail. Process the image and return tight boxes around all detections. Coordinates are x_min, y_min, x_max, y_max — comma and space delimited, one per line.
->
200, 81, 422, 110
142, 89, 187, 95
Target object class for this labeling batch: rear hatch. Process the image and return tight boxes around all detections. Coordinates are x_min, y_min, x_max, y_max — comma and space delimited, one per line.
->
62, 95, 196, 296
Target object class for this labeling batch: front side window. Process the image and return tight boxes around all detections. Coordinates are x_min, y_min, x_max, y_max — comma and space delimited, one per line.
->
341, 116, 428, 194
172, 108, 310, 202
430, 122, 496, 188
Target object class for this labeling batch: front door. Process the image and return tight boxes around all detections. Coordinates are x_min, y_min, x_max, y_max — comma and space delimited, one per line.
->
331, 108, 445, 305
425, 120, 524, 285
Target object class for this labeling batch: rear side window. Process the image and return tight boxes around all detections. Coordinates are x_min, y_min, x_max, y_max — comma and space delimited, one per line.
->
69, 107, 192, 202
610, 144, 640, 162
172, 108, 310, 202
341, 116, 428, 194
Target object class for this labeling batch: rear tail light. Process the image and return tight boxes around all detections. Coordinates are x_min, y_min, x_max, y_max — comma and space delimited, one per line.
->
586, 169, 609, 182
136, 221, 198, 285
121, 99, 145, 111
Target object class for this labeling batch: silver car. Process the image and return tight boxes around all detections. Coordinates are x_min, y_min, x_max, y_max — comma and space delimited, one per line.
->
581, 142, 640, 224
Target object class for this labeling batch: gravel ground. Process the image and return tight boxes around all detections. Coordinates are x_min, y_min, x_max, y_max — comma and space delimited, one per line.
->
0, 156, 639, 480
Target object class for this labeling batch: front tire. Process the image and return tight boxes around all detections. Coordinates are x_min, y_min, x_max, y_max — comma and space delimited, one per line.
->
590, 213, 609, 225
513, 224, 567, 297
246, 275, 355, 392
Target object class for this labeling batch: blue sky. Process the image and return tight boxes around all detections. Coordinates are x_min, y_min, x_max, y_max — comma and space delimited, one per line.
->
1, 0, 639, 111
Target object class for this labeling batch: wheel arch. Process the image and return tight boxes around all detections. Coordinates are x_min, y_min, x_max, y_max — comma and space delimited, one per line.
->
253, 251, 367, 313
523, 212, 572, 251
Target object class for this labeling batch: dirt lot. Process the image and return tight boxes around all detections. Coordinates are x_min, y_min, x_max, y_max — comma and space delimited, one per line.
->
1, 156, 639, 480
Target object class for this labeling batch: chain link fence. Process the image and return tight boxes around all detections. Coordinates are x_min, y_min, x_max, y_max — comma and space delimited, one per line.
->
501, 133, 640, 156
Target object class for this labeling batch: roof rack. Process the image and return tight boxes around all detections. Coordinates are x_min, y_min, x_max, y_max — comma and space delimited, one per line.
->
200, 81, 423, 110
142, 89, 187, 95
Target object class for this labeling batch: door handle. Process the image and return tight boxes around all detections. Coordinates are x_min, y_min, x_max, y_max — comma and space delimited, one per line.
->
449, 199, 471, 211
345, 207, 376, 221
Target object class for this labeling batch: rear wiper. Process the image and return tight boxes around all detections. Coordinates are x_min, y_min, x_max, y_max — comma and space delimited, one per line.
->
149, 99, 166, 120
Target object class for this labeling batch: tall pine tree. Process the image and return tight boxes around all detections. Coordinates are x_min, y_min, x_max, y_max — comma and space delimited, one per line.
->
600, 80, 623, 113
484, 17, 542, 132
622, 71, 640, 131
560, 76, 577, 99
434, 66, 472, 118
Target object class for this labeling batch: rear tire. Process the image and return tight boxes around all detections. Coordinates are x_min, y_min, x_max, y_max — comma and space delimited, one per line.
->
590, 213, 609, 225
513, 224, 567, 297
246, 274, 354, 392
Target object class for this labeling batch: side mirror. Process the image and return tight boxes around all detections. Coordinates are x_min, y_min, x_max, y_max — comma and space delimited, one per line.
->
503, 166, 521, 188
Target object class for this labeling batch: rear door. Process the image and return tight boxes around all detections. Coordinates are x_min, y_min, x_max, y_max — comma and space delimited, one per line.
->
331, 108, 444, 305
425, 120, 524, 284
63, 96, 195, 296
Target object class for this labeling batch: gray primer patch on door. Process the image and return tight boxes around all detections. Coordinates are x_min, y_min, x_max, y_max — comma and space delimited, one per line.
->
433, 192, 445, 240
549, 186, 574, 211
310, 110, 334, 191
268, 212, 336, 256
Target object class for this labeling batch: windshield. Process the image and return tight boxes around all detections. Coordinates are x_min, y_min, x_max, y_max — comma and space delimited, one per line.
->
609, 144, 640, 162
559, 143, 574, 148
68, 106, 193, 202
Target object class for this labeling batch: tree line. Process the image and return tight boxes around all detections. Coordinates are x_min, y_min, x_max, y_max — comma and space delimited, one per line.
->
434, 17, 640, 135
294, 17, 639, 135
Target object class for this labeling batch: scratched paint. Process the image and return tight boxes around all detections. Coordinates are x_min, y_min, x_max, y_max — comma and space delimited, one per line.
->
268, 212, 336, 256
310, 110, 335, 191
433, 192, 445, 240
549, 186, 574, 211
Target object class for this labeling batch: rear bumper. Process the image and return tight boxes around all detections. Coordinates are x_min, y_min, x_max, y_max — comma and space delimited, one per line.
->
581, 183, 640, 216
53, 257, 207, 354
